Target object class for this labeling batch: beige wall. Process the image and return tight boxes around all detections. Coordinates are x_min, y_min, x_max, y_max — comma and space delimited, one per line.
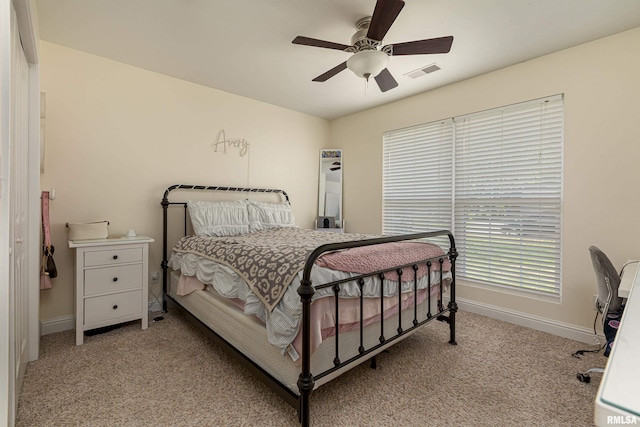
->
331, 27, 640, 331
40, 27, 640, 331
40, 42, 329, 321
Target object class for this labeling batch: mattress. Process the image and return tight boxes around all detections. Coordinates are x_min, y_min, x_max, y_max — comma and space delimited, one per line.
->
169, 271, 443, 393
169, 248, 452, 358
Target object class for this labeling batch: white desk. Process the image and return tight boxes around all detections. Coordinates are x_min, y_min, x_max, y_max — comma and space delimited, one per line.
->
619, 261, 639, 299
594, 262, 640, 425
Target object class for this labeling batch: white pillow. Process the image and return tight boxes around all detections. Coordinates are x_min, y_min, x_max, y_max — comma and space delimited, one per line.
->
247, 200, 295, 232
187, 200, 249, 237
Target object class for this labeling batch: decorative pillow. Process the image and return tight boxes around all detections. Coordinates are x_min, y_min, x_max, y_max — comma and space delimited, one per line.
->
187, 200, 249, 237
247, 200, 295, 232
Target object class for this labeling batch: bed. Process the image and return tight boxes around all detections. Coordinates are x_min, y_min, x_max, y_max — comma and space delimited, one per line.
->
161, 184, 458, 426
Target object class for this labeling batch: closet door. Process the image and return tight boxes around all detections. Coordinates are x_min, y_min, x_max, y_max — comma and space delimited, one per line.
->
9, 2, 30, 422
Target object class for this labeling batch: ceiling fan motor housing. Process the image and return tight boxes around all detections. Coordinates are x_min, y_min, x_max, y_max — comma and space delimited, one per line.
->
349, 17, 384, 52
351, 17, 373, 45
347, 16, 393, 59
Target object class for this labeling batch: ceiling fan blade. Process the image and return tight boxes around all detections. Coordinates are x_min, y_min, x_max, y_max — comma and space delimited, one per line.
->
367, 0, 405, 41
389, 36, 454, 56
312, 62, 348, 82
292, 36, 351, 51
374, 68, 398, 92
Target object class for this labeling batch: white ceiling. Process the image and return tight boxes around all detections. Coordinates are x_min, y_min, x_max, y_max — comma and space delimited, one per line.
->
35, 0, 640, 120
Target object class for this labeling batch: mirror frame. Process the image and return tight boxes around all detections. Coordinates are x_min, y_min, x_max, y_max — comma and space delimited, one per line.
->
318, 149, 343, 228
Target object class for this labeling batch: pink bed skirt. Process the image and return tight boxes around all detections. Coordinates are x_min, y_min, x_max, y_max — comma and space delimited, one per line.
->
176, 274, 442, 363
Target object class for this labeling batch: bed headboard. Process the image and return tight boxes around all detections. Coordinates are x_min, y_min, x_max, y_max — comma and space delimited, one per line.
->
160, 184, 290, 307
161, 184, 289, 205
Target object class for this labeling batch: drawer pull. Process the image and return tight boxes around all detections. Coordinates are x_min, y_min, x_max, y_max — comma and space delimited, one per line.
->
112, 277, 118, 282
113, 255, 118, 260
113, 304, 118, 310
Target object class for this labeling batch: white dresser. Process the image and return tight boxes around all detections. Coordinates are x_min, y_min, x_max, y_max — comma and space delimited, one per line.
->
69, 236, 154, 345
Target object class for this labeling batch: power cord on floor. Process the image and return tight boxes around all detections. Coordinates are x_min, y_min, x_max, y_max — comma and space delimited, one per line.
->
571, 343, 605, 359
571, 309, 604, 359
149, 309, 166, 323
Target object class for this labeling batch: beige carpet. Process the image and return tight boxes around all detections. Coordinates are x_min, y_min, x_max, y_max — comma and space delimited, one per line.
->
17, 310, 601, 426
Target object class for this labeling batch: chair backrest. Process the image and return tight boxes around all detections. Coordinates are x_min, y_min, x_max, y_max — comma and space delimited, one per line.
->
589, 245, 623, 314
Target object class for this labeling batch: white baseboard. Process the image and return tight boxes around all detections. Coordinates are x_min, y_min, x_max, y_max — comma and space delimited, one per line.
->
40, 315, 74, 336
447, 296, 603, 344
42, 297, 597, 344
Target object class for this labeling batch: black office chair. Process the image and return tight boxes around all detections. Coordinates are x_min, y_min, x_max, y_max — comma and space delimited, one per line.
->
576, 246, 624, 383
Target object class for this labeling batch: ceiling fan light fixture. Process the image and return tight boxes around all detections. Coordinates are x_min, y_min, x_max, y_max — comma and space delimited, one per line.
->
346, 50, 389, 80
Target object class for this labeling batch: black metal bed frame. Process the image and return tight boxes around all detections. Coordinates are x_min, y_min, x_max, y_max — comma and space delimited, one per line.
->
161, 184, 458, 427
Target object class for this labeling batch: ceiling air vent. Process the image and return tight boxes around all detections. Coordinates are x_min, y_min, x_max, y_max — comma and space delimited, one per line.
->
405, 64, 441, 79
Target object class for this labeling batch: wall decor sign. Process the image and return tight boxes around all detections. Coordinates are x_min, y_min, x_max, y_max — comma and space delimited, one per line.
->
321, 150, 341, 159
211, 129, 250, 157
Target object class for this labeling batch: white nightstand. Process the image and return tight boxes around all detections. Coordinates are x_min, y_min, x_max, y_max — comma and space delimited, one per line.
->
69, 236, 154, 345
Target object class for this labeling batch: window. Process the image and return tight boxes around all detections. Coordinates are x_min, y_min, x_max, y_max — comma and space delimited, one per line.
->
383, 95, 563, 297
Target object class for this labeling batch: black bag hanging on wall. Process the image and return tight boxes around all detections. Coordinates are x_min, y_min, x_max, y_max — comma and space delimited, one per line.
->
44, 245, 57, 278
41, 191, 56, 289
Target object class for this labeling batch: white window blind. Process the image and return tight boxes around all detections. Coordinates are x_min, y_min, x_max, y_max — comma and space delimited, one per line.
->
383, 95, 563, 297
383, 120, 453, 243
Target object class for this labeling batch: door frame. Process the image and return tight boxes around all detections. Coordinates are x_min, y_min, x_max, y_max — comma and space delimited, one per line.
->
0, 0, 40, 425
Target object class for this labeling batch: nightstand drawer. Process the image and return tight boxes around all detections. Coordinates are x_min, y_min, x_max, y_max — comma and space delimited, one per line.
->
84, 290, 142, 325
84, 247, 142, 267
84, 264, 143, 296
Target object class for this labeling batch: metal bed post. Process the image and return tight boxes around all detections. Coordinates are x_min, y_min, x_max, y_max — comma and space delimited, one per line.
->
297, 274, 315, 427
396, 269, 403, 334
446, 238, 458, 345
160, 185, 177, 312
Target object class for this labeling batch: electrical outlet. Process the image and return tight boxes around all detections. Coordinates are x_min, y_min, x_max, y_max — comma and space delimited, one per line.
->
151, 271, 159, 284
593, 294, 599, 311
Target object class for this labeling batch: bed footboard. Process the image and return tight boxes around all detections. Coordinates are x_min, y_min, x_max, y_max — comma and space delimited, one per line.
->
296, 231, 457, 426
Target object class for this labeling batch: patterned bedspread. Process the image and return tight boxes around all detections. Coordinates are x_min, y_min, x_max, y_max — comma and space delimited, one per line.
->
171, 227, 448, 311
172, 228, 372, 311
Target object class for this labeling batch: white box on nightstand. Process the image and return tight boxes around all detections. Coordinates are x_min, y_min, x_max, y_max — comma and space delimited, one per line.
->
69, 235, 154, 345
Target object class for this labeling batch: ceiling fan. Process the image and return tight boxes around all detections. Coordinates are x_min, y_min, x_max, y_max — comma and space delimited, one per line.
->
292, 0, 453, 92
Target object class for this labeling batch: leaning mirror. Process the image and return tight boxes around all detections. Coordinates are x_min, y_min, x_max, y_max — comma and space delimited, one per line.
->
317, 149, 343, 230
